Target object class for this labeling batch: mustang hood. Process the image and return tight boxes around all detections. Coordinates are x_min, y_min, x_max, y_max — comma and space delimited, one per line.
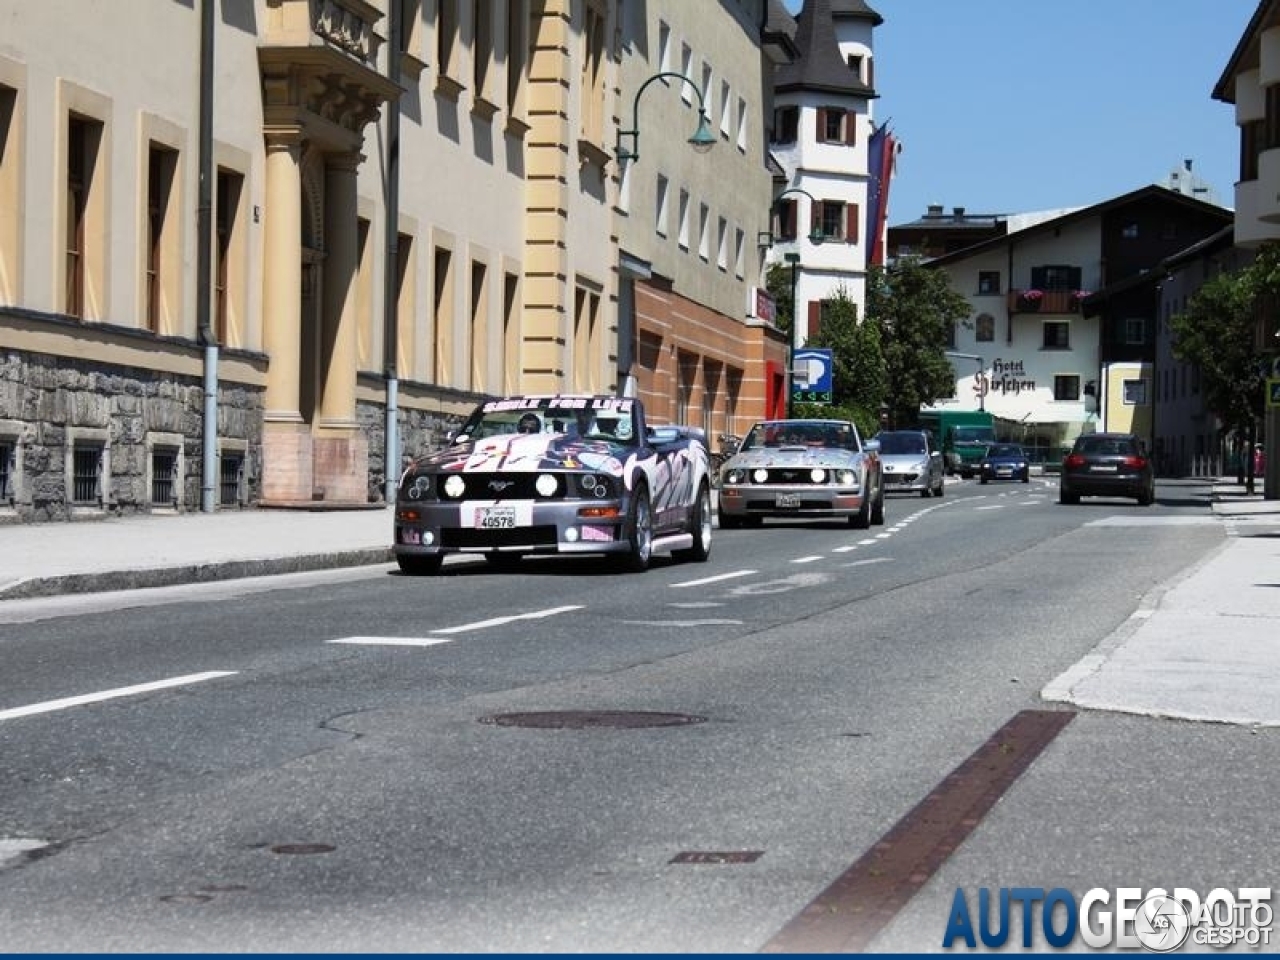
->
727, 446, 863, 469
410, 432, 629, 476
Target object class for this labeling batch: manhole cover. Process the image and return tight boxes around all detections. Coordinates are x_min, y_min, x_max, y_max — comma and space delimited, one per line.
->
479, 710, 707, 729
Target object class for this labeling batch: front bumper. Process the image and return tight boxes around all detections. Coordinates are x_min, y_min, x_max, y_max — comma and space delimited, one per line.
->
883, 470, 928, 493
393, 497, 634, 558
717, 483, 864, 519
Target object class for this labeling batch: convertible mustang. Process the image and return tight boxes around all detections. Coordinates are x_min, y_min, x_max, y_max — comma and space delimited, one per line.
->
393, 395, 713, 574
717, 418, 885, 528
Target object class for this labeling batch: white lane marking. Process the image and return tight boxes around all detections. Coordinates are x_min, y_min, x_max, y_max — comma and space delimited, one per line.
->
858, 538, 877, 545
1130, 609, 1155, 620
329, 636, 452, 647
671, 570, 757, 588
833, 545, 859, 553
432, 605, 583, 634
875, 533, 892, 539
623, 619, 743, 627
976, 505, 1005, 511
843, 557, 893, 567
792, 555, 824, 564
669, 601, 726, 609
0, 671, 237, 722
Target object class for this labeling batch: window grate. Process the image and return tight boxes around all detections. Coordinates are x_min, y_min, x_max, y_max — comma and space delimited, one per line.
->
0, 441, 11, 502
72, 445, 102, 504
220, 455, 243, 506
151, 449, 177, 505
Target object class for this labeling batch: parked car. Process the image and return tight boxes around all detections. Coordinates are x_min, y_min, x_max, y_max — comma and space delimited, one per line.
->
978, 443, 1031, 484
1059, 432, 1155, 505
875, 429, 945, 497
393, 395, 713, 574
717, 418, 884, 528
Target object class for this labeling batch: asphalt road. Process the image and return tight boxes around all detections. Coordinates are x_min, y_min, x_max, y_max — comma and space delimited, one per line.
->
0, 477, 1275, 952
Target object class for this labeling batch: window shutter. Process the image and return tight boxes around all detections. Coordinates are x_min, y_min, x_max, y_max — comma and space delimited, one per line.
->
1069, 266, 1083, 289
815, 108, 826, 141
807, 300, 821, 339
780, 199, 797, 240
845, 110, 856, 145
846, 203, 859, 244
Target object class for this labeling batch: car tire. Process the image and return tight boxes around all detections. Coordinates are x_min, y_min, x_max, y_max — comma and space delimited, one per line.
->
850, 494, 871, 529
1137, 484, 1154, 506
397, 553, 443, 576
718, 511, 743, 530
980, 475, 989, 485
934, 477, 944, 497
674, 482, 713, 562
1021, 472, 1030, 483
1059, 489, 1079, 505
619, 485, 653, 573
871, 484, 885, 525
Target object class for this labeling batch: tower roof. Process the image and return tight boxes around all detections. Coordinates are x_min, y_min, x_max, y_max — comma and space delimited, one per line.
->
774, 0, 877, 98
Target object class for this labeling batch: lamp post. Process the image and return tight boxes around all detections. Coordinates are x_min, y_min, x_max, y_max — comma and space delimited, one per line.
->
616, 71, 717, 165
763, 188, 824, 420
945, 350, 986, 412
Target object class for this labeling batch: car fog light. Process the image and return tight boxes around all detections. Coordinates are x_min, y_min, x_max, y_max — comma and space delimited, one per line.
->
564, 526, 580, 542
443, 475, 466, 498
535, 473, 559, 497
810, 468, 826, 483
423, 530, 435, 546
752, 468, 769, 484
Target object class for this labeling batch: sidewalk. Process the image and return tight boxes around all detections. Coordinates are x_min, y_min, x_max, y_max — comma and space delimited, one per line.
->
1, 482, 1278, 727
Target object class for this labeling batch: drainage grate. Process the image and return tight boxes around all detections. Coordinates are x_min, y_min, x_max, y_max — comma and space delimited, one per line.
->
479, 710, 708, 729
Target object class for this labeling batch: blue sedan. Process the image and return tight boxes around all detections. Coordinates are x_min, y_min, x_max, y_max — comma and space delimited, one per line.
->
978, 443, 1031, 484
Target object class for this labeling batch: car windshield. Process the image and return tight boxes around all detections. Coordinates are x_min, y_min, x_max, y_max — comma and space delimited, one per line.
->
986, 444, 1024, 458
954, 427, 996, 443
740, 421, 858, 452
877, 433, 927, 455
457, 398, 638, 444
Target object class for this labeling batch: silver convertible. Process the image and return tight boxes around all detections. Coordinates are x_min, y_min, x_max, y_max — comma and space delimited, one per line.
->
393, 395, 713, 575
717, 418, 885, 528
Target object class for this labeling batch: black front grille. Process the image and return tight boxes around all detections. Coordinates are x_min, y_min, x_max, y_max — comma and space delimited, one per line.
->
747, 499, 831, 511
753, 469, 832, 485
441, 525, 559, 549
428, 472, 614, 501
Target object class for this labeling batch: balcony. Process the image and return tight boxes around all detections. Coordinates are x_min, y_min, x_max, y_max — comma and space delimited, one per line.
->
1007, 289, 1086, 314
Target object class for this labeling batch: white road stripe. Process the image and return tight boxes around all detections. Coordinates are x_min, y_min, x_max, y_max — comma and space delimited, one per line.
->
792, 556, 824, 564
844, 557, 893, 567
671, 570, 757, 588
329, 636, 453, 647
0, 671, 237, 722
432, 605, 583, 634
833, 545, 858, 553
976, 505, 1006, 511
858, 538, 877, 545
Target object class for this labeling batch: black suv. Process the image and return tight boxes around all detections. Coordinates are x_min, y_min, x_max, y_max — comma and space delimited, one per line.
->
1059, 432, 1154, 505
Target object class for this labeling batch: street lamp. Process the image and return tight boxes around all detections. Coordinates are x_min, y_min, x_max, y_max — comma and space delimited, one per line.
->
945, 350, 986, 412
758, 187, 827, 249
615, 71, 717, 165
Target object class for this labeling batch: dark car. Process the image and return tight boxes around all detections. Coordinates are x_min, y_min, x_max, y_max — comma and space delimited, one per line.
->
979, 443, 1030, 484
1059, 433, 1155, 505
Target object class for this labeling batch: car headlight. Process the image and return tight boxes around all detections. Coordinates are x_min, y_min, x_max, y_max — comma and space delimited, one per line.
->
535, 473, 559, 497
402, 474, 437, 501
837, 469, 857, 486
752, 468, 769, 484
724, 468, 745, 485
577, 474, 611, 498
443, 474, 466, 498
810, 468, 826, 483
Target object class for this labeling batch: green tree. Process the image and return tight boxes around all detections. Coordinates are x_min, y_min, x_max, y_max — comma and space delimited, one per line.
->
1169, 244, 1272, 487
866, 258, 971, 428
803, 285, 886, 419
765, 261, 793, 337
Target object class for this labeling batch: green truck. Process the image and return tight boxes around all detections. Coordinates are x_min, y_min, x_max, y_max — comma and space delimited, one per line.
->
915, 409, 996, 478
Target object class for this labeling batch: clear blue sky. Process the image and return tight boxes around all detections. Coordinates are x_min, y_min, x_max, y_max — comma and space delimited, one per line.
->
783, 0, 1255, 223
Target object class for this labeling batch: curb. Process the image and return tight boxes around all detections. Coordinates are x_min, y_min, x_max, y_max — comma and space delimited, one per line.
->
0, 548, 395, 601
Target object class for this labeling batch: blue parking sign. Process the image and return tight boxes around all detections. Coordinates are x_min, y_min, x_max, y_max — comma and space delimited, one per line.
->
792, 348, 834, 404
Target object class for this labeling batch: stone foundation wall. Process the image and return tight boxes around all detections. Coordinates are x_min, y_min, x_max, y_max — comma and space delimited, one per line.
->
357, 398, 462, 503
0, 350, 262, 523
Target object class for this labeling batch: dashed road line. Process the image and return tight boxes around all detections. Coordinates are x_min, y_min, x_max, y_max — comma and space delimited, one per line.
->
671, 570, 758, 588
0, 671, 237, 722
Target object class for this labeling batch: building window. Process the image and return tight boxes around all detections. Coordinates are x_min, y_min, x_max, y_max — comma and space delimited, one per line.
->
734, 227, 745, 279
657, 20, 670, 73
1054, 375, 1080, 401
355, 218, 373, 368
580, 1, 606, 144
146, 143, 178, 334
716, 216, 728, 271
774, 105, 798, 144
66, 115, 92, 318
0, 85, 18, 305
72, 444, 103, 505
1123, 317, 1145, 344
573, 285, 600, 393
719, 80, 731, 139
436, 0, 460, 88
680, 43, 692, 103
0, 439, 12, 504
214, 169, 244, 346
473, 0, 494, 104
676, 352, 695, 423
698, 203, 710, 261
815, 200, 852, 243
847, 54, 863, 82
978, 271, 1001, 295
655, 174, 669, 237
776, 198, 797, 241
1043, 322, 1070, 349
470, 261, 488, 392
395, 232, 415, 378
151, 447, 178, 506
700, 61, 712, 118
433, 246, 453, 383
736, 96, 747, 152
678, 189, 690, 250
219, 453, 244, 507
505, 0, 527, 118
975, 313, 995, 342
1123, 379, 1147, 405
1030, 264, 1082, 291
1122, 222, 1139, 239
816, 106, 855, 145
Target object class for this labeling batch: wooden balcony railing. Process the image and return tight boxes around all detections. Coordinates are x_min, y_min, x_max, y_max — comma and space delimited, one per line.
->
1007, 289, 1087, 314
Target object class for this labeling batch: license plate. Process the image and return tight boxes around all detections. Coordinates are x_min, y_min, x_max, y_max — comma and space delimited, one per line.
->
476, 506, 516, 528
997, 468, 1012, 476
775, 493, 801, 508
1091, 464, 1118, 473
463, 501, 533, 528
